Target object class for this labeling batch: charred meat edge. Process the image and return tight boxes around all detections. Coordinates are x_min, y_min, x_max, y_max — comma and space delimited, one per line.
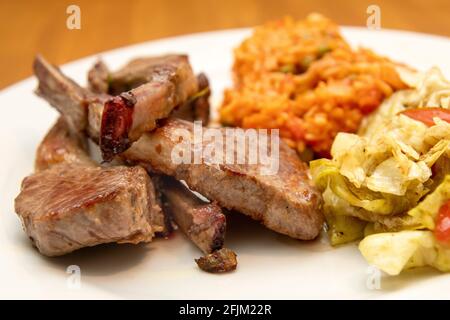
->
157, 175, 226, 254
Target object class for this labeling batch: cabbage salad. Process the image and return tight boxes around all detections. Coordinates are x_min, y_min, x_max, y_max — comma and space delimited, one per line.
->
311, 67, 450, 275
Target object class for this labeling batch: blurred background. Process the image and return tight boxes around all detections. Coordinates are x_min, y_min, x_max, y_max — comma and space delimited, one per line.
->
1, 0, 449, 89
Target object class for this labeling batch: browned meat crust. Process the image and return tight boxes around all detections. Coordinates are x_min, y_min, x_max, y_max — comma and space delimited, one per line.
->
99, 55, 198, 160
35, 117, 95, 172
158, 176, 226, 254
15, 165, 162, 256
123, 119, 324, 240
195, 248, 237, 273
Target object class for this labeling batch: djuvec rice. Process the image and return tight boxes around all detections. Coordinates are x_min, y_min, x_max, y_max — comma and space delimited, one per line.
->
219, 14, 409, 157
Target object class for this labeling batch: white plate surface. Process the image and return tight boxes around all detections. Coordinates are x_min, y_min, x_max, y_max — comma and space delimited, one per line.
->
1, 27, 450, 299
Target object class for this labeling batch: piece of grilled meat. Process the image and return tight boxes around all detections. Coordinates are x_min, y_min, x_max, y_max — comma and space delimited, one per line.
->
45, 117, 169, 237
123, 119, 324, 240
15, 164, 162, 257
87, 58, 210, 125
35, 54, 202, 161
158, 176, 226, 254
15, 117, 166, 256
99, 55, 198, 160
195, 248, 238, 273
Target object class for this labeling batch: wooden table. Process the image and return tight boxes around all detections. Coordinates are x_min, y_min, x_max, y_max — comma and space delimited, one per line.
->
1, 0, 449, 89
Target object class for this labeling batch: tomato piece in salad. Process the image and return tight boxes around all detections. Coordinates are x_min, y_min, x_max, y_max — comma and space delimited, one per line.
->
435, 200, 450, 244
401, 107, 450, 126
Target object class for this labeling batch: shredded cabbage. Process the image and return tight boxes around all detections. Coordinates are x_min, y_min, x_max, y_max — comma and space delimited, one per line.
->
321, 186, 367, 245
311, 67, 450, 274
311, 159, 428, 216
359, 231, 450, 275
311, 67, 450, 218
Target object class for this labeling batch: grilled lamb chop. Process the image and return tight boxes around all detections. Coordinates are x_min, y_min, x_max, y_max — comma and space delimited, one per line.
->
158, 176, 226, 254
123, 119, 324, 240
35, 54, 200, 161
15, 165, 162, 256
34, 56, 324, 240
87, 58, 210, 125
99, 55, 198, 160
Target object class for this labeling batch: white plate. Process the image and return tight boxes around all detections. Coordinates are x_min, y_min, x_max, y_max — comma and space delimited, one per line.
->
1, 27, 450, 300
